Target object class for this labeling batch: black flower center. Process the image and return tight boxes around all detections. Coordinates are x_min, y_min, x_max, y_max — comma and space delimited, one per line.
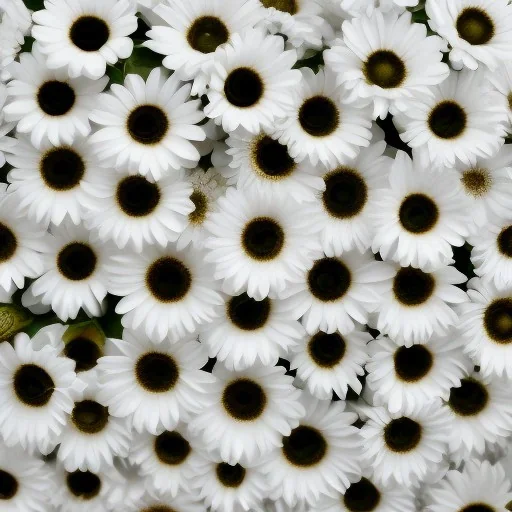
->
363, 50, 406, 89
227, 293, 271, 330
0, 470, 18, 500
146, 257, 191, 302
40, 147, 85, 191
384, 417, 422, 453
66, 471, 101, 500
224, 67, 264, 108
189, 190, 208, 224
242, 217, 284, 261
260, 0, 297, 14
222, 378, 267, 421
70, 16, 110, 52
460, 505, 495, 512
154, 431, 191, 465
142, 508, 175, 512
116, 176, 161, 217
323, 168, 368, 219
282, 425, 327, 467
393, 267, 435, 306
64, 336, 101, 372
461, 168, 491, 198
253, 135, 296, 179
394, 344, 433, 382
456, 8, 494, 45
399, 193, 439, 234
308, 257, 351, 302
497, 226, 512, 258
127, 105, 169, 145
299, 96, 339, 137
343, 478, 381, 512
71, 400, 109, 434
13, 364, 54, 407
187, 16, 229, 54
308, 331, 346, 368
216, 463, 246, 488
57, 242, 97, 281
449, 378, 488, 416
428, 101, 467, 139
37, 81, 76, 117
0, 223, 17, 262
135, 352, 179, 393
484, 298, 512, 344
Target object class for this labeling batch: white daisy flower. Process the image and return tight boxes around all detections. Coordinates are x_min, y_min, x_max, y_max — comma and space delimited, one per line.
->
32, 0, 137, 79
223, 128, 326, 204
84, 167, 193, 252
204, 28, 301, 133
365, 335, 471, 415
290, 327, 371, 400
280, 249, 394, 335
263, 393, 361, 507
96, 330, 215, 434
274, 67, 373, 167
204, 187, 321, 300
425, 459, 512, 512
90, 67, 206, 182
0, 84, 16, 168
325, 9, 449, 120
426, 0, 512, 71
200, 291, 305, 371
0, 331, 84, 454
487, 61, 512, 133
189, 364, 304, 465
22, 222, 113, 321
108, 244, 222, 342
371, 151, 469, 270
395, 70, 507, 170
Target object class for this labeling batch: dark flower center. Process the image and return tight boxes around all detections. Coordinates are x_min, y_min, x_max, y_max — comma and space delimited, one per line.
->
242, 217, 284, 261
484, 298, 512, 343
146, 257, 191, 302
116, 176, 161, 217
343, 478, 381, 512
37, 81, 76, 117
0, 470, 17, 500
299, 96, 339, 137
456, 8, 494, 45
428, 101, 467, 139
323, 168, 368, 218
154, 431, 191, 465
227, 293, 271, 330
40, 147, 85, 190
127, 105, 169, 145
308, 331, 346, 368
64, 336, 101, 372
70, 16, 110, 52
216, 463, 246, 488
449, 378, 488, 416
363, 50, 406, 89
57, 242, 97, 281
384, 417, 422, 453
142, 508, 175, 512
66, 471, 101, 500
308, 257, 351, 302
13, 364, 54, 407
393, 266, 435, 306
460, 505, 495, 512
461, 168, 491, 198
260, 0, 297, 14
71, 400, 109, 434
189, 190, 208, 224
497, 226, 512, 258
0, 223, 17, 262
222, 378, 267, 421
224, 68, 264, 108
135, 352, 179, 393
394, 344, 433, 382
399, 193, 439, 234
282, 425, 327, 467
253, 135, 296, 179
187, 16, 229, 54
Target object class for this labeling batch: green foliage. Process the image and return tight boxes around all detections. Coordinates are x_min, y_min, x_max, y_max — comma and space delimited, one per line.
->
24, 0, 45, 12
124, 46, 163, 80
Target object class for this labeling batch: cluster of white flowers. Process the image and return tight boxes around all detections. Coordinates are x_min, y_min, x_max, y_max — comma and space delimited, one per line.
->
2, 0, 512, 511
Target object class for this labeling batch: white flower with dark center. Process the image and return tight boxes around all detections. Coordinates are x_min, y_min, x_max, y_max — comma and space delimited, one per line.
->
129, 492, 205, 512
200, 292, 305, 371
426, 0, 512, 71
108, 244, 222, 342
22, 222, 113, 321
84, 167, 193, 252
274, 67, 373, 167
360, 400, 451, 486
395, 70, 507, 170
365, 335, 471, 416
32, 0, 137, 79
337, 0, 419, 17
90, 67, 206, 181
290, 327, 370, 400
4, 48, 108, 148
280, 249, 394, 335
96, 330, 215, 434
263, 393, 361, 507
325, 9, 449, 119
204, 28, 301, 133
204, 187, 321, 300
488, 62, 512, 133
188, 364, 304, 465
223, 128, 325, 204
372, 151, 469, 270
0, 84, 16, 168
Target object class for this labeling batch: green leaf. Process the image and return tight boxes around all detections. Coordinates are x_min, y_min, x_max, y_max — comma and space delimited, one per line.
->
97, 295, 123, 339
106, 65, 124, 85
20, 36, 35, 54
0, 304, 33, 340
24, 0, 45, 11
63, 321, 105, 349
123, 46, 163, 81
